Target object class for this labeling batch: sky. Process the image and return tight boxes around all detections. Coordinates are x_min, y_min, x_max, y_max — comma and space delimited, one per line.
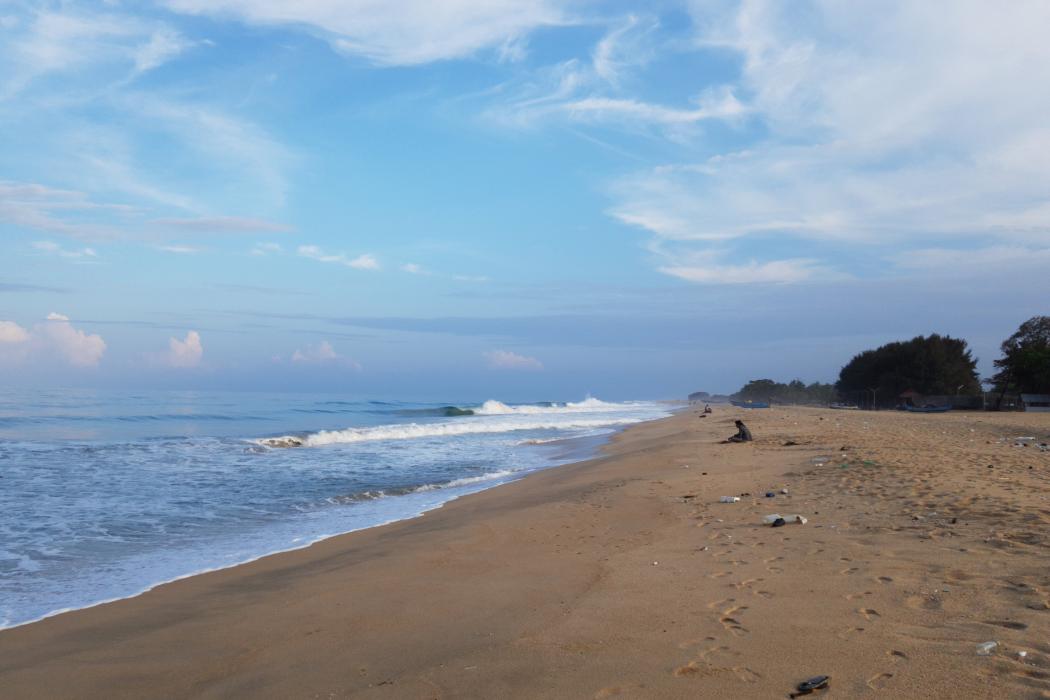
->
1, 0, 1049, 400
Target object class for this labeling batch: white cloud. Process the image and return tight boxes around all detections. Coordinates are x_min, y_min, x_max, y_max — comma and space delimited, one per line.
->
34, 313, 107, 367
592, 14, 658, 85
659, 258, 824, 285
164, 330, 203, 368
0, 181, 130, 241
290, 340, 361, 369
0, 321, 30, 344
162, 0, 569, 66
483, 349, 543, 371
400, 262, 425, 274
484, 17, 742, 134
610, 1, 1050, 283
563, 88, 746, 126
158, 245, 199, 254
251, 242, 283, 256
33, 240, 99, 259
893, 245, 1050, 274
125, 95, 292, 207
2, 10, 192, 97
152, 217, 294, 233
298, 245, 380, 270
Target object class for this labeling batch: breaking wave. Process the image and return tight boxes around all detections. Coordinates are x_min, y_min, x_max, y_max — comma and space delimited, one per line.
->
257, 416, 641, 448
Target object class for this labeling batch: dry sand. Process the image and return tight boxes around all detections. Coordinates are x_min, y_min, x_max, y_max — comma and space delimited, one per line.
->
2, 406, 1050, 699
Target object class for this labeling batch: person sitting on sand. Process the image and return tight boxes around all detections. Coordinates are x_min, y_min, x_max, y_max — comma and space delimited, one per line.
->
725, 420, 752, 443
703, 404, 713, 414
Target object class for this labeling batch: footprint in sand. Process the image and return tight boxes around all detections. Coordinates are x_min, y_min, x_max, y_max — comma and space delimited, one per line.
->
753, 590, 775, 599
699, 645, 740, 665
887, 650, 909, 662
707, 597, 735, 610
845, 591, 873, 601
875, 576, 894, 584
837, 626, 866, 640
707, 570, 732, 579
719, 616, 749, 637
858, 608, 881, 620
673, 662, 703, 678
730, 577, 764, 590
731, 666, 761, 683
594, 685, 644, 698
719, 603, 750, 636
767, 565, 784, 574
867, 672, 894, 689
840, 567, 860, 575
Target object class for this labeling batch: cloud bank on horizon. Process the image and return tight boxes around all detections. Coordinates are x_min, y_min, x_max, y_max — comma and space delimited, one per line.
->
1, 0, 1047, 395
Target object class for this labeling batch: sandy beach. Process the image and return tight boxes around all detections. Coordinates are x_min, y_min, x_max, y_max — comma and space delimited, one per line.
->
2, 406, 1049, 699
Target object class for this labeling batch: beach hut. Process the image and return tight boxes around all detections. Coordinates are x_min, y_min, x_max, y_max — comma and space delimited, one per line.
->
1021, 394, 1050, 412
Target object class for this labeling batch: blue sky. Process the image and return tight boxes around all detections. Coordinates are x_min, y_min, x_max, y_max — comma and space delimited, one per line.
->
2, 0, 1049, 399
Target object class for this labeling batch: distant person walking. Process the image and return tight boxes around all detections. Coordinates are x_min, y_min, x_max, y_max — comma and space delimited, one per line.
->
725, 420, 752, 443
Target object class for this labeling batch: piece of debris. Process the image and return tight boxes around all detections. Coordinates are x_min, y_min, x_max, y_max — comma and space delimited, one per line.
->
720, 496, 740, 503
790, 675, 830, 697
976, 641, 998, 656
763, 514, 807, 526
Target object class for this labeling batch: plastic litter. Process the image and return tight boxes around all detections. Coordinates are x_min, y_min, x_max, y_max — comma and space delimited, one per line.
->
976, 641, 998, 656
765, 491, 776, 498
1018, 650, 1028, 660
790, 675, 830, 697
764, 513, 807, 525
771, 517, 787, 527
720, 496, 740, 503
780, 488, 789, 494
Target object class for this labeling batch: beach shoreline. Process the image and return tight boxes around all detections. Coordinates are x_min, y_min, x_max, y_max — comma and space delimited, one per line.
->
2, 406, 1049, 698
0, 419, 656, 633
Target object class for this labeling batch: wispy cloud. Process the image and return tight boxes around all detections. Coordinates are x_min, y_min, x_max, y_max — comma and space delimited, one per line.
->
32, 240, 99, 260
290, 340, 362, 369
607, 1, 1050, 283
659, 258, 825, 285
153, 217, 294, 234
483, 349, 543, 371
162, 0, 570, 66
483, 16, 746, 134
250, 242, 283, 256
158, 245, 200, 254
1, 9, 193, 98
298, 245, 380, 270
0, 181, 131, 241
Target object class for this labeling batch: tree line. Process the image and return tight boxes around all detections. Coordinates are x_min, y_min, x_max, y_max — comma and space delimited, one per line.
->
727, 315, 1049, 408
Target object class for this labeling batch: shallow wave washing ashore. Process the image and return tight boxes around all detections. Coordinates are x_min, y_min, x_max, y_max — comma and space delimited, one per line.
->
258, 416, 643, 448
1, 392, 671, 629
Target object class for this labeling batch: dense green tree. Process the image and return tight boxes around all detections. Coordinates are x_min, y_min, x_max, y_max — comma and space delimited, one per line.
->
992, 316, 1050, 395
734, 378, 837, 405
835, 334, 980, 408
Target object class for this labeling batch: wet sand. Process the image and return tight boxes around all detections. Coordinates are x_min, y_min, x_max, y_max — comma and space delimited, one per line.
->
2, 407, 1049, 699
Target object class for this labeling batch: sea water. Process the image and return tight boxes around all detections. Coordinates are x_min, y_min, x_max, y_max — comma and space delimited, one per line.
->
0, 390, 670, 628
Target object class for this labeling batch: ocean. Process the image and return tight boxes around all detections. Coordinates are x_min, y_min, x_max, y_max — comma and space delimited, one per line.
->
0, 389, 670, 629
